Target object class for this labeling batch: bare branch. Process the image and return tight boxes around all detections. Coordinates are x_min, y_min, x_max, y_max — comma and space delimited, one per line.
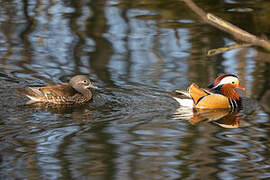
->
181, 0, 270, 52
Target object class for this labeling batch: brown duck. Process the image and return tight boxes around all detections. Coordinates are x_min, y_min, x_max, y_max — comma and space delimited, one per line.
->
17, 75, 97, 104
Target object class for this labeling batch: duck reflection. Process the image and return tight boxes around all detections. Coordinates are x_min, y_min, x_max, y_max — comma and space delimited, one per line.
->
172, 107, 243, 128
19, 102, 94, 122
24, 102, 88, 113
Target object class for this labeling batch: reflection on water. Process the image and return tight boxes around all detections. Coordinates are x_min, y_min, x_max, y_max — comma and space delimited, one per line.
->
172, 107, 244, 128
0, 0, 270, 179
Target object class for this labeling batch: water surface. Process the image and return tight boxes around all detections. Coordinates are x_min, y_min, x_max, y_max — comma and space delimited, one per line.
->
0, 0, 270, 179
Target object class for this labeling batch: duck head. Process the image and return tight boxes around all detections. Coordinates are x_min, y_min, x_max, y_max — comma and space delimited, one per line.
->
208, 74, 245, 101
69, 75, 97, 90
208, 74, 245, 91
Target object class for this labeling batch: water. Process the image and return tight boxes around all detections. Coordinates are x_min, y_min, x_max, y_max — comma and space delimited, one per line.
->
0, 0, 270, 179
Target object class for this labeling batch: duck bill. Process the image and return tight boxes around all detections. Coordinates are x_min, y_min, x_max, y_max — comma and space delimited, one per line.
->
88, 83, 98, 89
236, 85, 245, 91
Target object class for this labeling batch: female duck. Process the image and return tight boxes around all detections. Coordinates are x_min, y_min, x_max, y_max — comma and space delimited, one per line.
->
17, 75, 97, 104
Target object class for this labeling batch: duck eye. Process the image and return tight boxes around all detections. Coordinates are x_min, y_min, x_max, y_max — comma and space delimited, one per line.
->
83, 80, 88, 84
232, 81, 235, 84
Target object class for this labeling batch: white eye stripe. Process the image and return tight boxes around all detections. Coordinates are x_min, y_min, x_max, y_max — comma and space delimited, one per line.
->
217, 76, 238, 86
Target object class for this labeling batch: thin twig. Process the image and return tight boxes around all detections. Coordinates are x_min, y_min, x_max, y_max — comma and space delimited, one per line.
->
207, 43, 251, 56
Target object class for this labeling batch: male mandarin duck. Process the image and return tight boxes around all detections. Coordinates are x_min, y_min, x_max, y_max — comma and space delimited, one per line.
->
17, 75, 97, 104
169, 74, 245, 109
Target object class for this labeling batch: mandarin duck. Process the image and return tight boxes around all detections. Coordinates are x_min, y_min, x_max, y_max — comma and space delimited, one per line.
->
169, 74, 245, 109
17, 75, 97, 104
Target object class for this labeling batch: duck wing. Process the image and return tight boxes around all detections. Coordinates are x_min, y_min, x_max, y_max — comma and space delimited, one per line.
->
38, 83, 76, 96
189, 83, 232, 109
17, 83, 76, 102
188, 83, 210, 104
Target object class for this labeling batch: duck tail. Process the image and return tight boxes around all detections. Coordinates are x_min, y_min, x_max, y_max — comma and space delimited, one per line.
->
167, 90, 193, 107
16, 87, 43, 102
188, 83, 209, 104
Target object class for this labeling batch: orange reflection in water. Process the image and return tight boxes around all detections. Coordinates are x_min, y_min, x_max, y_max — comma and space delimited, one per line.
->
173, 107, 244, 128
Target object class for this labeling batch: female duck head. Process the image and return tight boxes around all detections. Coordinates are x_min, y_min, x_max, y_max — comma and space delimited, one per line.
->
69, 75, 97, 91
